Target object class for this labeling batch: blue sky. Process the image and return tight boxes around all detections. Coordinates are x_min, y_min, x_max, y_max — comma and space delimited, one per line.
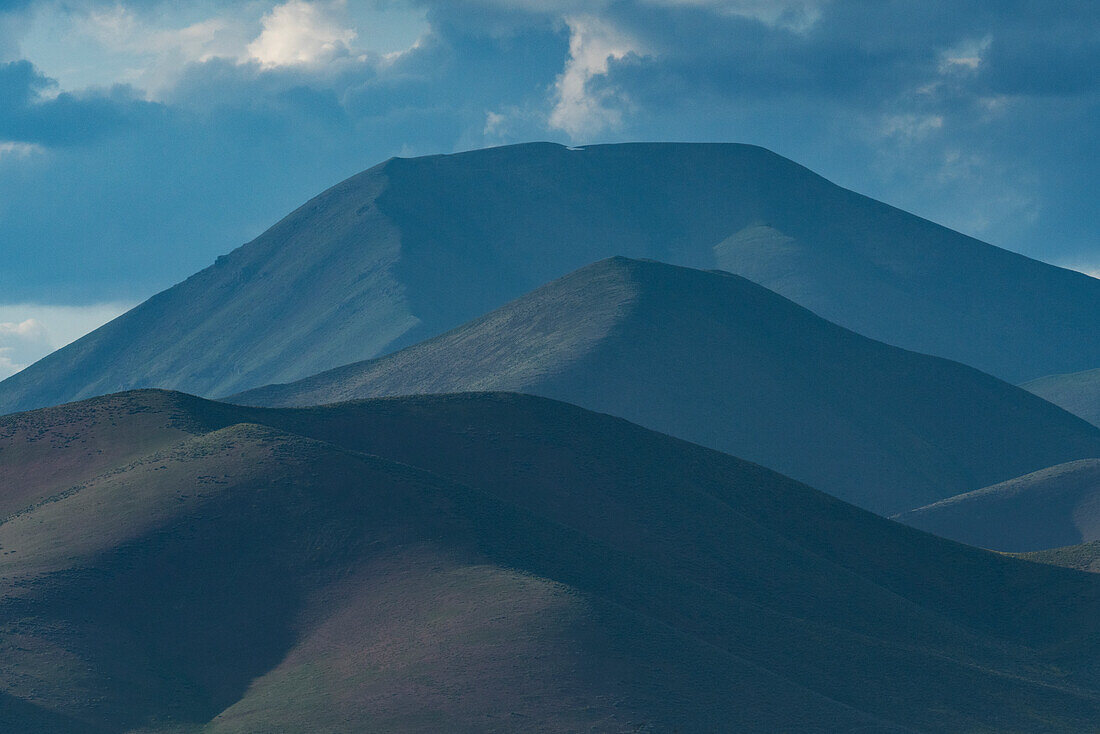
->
0, 0, 1097, 376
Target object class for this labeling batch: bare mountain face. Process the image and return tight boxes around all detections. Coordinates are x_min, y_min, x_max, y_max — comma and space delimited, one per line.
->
3, 142, 1099, 414
896, 459, 1100, 552
232, 258, 1100, 516
4, 390, 1100, 732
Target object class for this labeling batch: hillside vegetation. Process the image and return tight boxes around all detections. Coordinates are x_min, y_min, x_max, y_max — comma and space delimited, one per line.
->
3, 391, 1100, 731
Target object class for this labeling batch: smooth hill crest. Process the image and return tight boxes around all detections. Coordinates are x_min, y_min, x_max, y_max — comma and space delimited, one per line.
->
232, 257, 1100, 516
896, 459, 1100, 552
4, 142, 1100, 415
5, 389, 1100, 731
1025, 367, 1100, 428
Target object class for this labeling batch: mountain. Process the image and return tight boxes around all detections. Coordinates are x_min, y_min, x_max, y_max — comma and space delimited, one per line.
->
231, 258, 1100, 515
895, 459, 1100, 552
4, 142, 1100, 414
5, 390, 1100, 732
1024, 368, 1100, 428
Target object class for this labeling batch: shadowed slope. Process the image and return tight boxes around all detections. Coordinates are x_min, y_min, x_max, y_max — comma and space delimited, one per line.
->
4, 142, 1100, 414
4, 391, 1100, 731
896, 460, 1100, 552
1024, 368, 1100, 428
233, 258, 1100, 515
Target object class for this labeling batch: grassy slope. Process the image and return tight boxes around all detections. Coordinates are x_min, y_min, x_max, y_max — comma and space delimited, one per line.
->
0, 390, 240, 518
4, 143, 1100, 414
4, 391, 1100, 731
1024, 368, 1100, 428
1018, 541, 1100, 574
895, 460, 1100, 552
232, 258, 1100, 515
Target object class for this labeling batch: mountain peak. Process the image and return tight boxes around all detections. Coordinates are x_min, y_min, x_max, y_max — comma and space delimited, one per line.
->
4, 141, 1100, 414
232, 259, 1100, 516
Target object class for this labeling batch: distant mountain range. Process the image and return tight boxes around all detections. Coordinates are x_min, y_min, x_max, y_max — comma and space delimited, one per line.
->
5, 389, 1100, 732
1025, 368, 1100, 428
3, 142, 1100, 415
231, 257, 1100, 515
896, 459, 1100, 552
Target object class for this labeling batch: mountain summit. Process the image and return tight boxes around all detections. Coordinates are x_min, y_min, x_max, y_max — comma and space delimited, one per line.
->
233, 258, 1100, 515
3, 142, 1099, 414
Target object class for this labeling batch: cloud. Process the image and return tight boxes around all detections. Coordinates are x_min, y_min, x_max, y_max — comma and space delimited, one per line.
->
548, 15, 640, 137
878, 114, 944, 143
0, 140, 41, 157
0, 60, 156, 145
74, 4, 250, 93
483, 109, 505, 135
0, 303, 132, 378
0, 0, 1095, 307
0, 318, 50, 379
646, 0, 823, 31
246, 0, 358, 68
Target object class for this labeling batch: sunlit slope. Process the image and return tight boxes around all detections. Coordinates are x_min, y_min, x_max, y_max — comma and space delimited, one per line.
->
1018, 541, 1100, 573
1025, 367, 1100, 428
233, 258, 1100, 515
896, 459, 1100, 552
4, 391, 1100, 730
4, 142, 1100, 413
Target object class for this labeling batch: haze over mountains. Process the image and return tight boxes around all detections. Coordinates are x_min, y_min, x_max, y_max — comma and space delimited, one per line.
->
3, 142, 1100, 415
6, 389, 1100, 732
233, 257, 1100, 515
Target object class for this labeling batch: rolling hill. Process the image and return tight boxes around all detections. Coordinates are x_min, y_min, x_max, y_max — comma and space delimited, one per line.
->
1024, 367, 1100, 428
231, 257, 1100, 515
4, 389, 1100, 731
3, 142, 1100, 414
895, 459, 1100, 552
1018, 541, 1100, 573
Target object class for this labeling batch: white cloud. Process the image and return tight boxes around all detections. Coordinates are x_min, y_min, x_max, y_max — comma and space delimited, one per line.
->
548, 15, 640, 139
246, 0, 358, 68
59, 4, 252, 95
0, 303, 132, 380
879, 114, 944, 143
484, 110, 507, 136
0, 142, 44, 160
939, 36, 992, 74
0, 319, 51, 380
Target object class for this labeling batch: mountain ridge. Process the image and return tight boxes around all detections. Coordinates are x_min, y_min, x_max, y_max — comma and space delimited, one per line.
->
3, 141, 1100, 413
232, 257, 1100, 515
